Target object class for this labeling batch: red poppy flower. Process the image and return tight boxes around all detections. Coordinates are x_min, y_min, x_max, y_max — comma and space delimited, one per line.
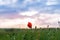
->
27, 22, 32, 28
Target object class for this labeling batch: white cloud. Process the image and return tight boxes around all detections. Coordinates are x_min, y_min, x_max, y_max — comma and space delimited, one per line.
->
0, 0, 17, 5
46, 0, 58, 5
24, 0, 41, 4
0, 18, 35, 28
0, 13, 60, 28
19, 10, 38, 16
19, 12, 60, 28
37, 13, 60, 27
21, 0, 41, 8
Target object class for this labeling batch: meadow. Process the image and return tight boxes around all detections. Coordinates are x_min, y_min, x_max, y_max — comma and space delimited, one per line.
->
0, 28, 60, 40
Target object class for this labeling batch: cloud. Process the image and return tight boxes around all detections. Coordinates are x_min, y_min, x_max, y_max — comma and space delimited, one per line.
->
0, 13, 60, 28
0, 0, 59, 14
0, 0, 18, 13
0, 0, 60, 28
23, 0, 41, 4
19, 10, 38, 16
36, 13, 60, 27
46, 0, 58, 5
0, 18, 35, 28
0, 0, 17, 5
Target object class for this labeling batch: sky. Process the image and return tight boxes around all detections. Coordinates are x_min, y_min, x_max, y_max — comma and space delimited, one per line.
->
0, 0, 60, 28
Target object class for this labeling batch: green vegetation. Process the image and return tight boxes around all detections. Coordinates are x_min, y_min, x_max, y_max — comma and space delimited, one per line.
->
0, 28, 60, 40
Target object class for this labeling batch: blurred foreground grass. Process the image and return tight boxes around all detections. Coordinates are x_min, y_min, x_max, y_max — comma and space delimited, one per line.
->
0, 28, 60, 40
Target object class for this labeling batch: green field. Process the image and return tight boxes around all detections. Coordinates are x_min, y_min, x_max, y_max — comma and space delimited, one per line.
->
0, 28, 60, 40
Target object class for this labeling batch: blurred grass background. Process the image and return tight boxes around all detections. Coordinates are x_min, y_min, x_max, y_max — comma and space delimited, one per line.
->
0, 28, 60, 40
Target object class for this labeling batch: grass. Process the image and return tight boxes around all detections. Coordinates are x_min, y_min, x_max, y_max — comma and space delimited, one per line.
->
0, 28, 60, 40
